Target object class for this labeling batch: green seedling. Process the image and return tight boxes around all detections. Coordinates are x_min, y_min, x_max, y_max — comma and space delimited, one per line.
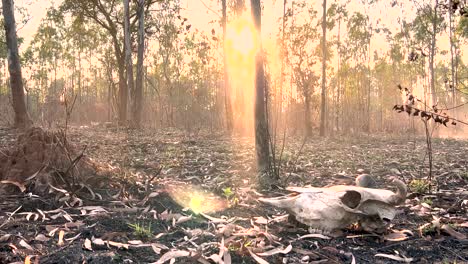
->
422, 197, 433, 206
128, 222, 153, 239
409, 179, 431, 194
421, 224, 436, 235
222, 187, 239, 207
222, 187, 234, 199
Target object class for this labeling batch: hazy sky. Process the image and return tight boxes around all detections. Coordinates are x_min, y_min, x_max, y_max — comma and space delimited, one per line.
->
16, 0, 467, 63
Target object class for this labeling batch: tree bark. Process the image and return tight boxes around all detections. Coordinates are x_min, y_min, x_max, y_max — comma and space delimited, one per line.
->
123, 0, 134, 126
132, 0, 145, 128
2, 0, 32, 129
319, 0, 327, 136
448, 0, 456, 118
222, 0, 233, 133
251, 0, 272, 181
336, 16, 341, 132
429, 0, 438, 108
304, 89, 312, 137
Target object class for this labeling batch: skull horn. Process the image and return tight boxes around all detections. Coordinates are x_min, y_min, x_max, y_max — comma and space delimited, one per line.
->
388, 178, 407, 205
259, 195, 296, 209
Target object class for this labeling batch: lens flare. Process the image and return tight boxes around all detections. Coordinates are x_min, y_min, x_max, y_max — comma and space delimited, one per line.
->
166, 184, 228, 214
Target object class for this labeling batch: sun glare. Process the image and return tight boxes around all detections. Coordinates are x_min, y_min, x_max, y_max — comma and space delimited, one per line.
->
226, 15, 258, 57
225, 13, 258, 136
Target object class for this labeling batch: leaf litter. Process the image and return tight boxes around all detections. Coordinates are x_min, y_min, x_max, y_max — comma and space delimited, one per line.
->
0, 126, 466, 263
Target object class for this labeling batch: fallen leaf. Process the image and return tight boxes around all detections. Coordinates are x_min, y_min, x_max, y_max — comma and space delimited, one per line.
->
176, 215, 192, 224
248, 249, 269, 264
154, 233, 167, 239
57, 230, 65, 246
151, 244, 162, 254
257, 244, 292, 256
441, 224, 467, 240
375, 253, 413, 263
64, 221, 85, 229
253, 216, 268, 225
108, 240, 129, 249
217, 223, 237, 237
65, 233, 81, 242
298, 234, 331, 240
151, 250, 192, 264
83, 238, 92, 251
271, 214, 289, 223
0, 180, 26, 192
200, 213, 228, 223
0, 234, 12, 242
47, 227, 59, 237
19, 239, 34, 251
223, 250, 232, 264
92, 238, 105, 246
384, 232, 410, 242
34, 234, 50, 242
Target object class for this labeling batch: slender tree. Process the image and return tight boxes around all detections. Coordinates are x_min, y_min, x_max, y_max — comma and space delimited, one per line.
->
61, 0, 161, 125
448, 0, 456, 117
133, 0, 145, 128
123, 0, 134, 126
319, 0, 327, 136
2, 0, 32, 128
429, 0, 439, 107
251, 0, 273, 184
222, 0, 233, 133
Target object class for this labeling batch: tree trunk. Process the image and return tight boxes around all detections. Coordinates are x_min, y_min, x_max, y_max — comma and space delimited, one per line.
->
448, 0, 456, 118
336, 17, 341, 132
222, 0, 233, 133
365, 34, 371, 133
251, 0, 272, 182
2, 0, 32, 129
132, 0, 145, 128
123, 0, 134, 126
319, 0, 327, 137
304, 90, 312, 137
429, 0, 438, 107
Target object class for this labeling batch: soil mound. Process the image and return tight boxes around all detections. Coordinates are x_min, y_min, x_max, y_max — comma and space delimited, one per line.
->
0, 127, 102, 194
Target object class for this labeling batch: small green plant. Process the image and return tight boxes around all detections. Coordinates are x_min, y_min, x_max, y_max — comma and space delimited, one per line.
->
460, 172, 468, 180
420, 224, 436, 235
128, 222, 153, 239
222, 187, 239, 207
222, 187, 234, 199
409, 179, 431, 194
422, 197, 433, 206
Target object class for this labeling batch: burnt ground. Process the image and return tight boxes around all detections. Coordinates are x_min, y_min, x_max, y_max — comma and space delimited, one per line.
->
0, 125, 467, 264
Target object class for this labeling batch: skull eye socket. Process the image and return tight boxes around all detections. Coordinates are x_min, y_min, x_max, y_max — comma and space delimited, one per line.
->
341, 190, 362, 209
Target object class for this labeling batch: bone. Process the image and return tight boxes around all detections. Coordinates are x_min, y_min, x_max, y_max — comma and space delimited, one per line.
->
387, 178, 407, 205
260, 179, 408, 234
355, 174, 376, 188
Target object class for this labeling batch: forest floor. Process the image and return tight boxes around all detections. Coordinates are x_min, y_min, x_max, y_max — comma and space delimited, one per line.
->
0, 125, 467, 264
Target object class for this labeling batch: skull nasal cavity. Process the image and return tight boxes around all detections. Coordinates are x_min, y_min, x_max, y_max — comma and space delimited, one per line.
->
341, 191, 362, 209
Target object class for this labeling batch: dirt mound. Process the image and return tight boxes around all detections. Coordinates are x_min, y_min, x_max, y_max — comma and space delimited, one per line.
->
0, 127, 102, 194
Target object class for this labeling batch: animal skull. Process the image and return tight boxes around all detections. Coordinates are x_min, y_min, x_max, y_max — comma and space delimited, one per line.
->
259, 179, 407, 234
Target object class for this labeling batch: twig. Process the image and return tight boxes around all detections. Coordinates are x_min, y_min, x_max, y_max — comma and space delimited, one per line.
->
285, 136, 307, 182
145, 166, 163, 192
0, 205, 22, 229
396, 105, 468, 126
64, 146, 87, 177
